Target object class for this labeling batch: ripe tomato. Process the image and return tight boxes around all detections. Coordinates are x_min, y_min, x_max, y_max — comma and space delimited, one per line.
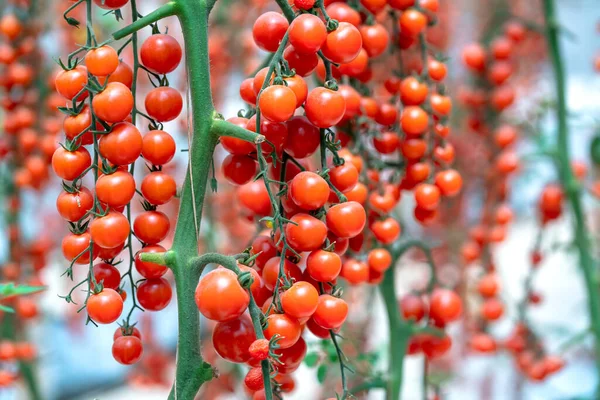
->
428, 59, 447, 81
338, 48, 368, 77
422, 333, 452, 359
400, 294, 426, 322
98, 122, 142, 166
141, 171, 177, 205
481, 298, 504, 321
62, 231, 98, 264
283, 46, 319, 77
195, 268, 249, 322
93, 262, 121, 290
325, 201, 366, 238
373, 132, 400, 155
56, 187, 93, 222
288, 14, 327, 55
261, 256, 303, 290
87, 288, 123, 324
246, 115, 288, 155
338, 84, 361, 119
133, 211, 170, 244
321, 22, 362, 64
401, 106, 429, 136
51, 146, 91, 181
273, 337, 307, 374
140, 34, 182, 74
414, 183, 440, 210
238, 180, 272, 216
462, 43, 486, 71
135, 244, 168, 279
306, 250, 342, 282
539, 184, 563, 220
251, 236, 277, 270
85, 45, 119, 77
95, 171, 136, 208
252, 12, 289, 52
285, 213, 328, 252
281, 281, 319, 319
399, 9, 427, 36
477, 274, 499, 298
435, 170, 462, 197
326, 3, 361, 26
312, 295, 348, 329
212, 314, 256, 363
222, 154, 257, 185
264, 314, 301, 349
284, 75, 308, 107
359, 24, 389, 57
259, 85, 296, 123
370, 217, 401, 244
93, 0, 128, 9
289, 171, 329, 210
429, 288, 462, 324
112, 336, 143, 365
340, 259, 369, 285
63, 105, 94, 145
240, 78, 257, 105
220, 117, 255, 155
367, 248, 392, 272
97, 61, 134, 88
90, 211, 130, 249
284, 116, 320, 158
470, 333, 496, 353
375, 103, 398, 126
93, 82, 133, 123
329, 163, 358, 193
137, 278, 172, 311
145, 87, 183, 122
55, 66, 88, 101
305, 87, 346, 128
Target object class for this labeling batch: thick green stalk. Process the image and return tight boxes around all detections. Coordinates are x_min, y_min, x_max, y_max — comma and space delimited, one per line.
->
542, 0, 600, 393
380, 265, 411, 400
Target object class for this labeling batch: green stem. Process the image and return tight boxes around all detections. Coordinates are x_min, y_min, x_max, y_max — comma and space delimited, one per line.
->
211, 118, 265, 143
112, 2, 178, 40
380, 240, 428, 400
542, 0, 600, 394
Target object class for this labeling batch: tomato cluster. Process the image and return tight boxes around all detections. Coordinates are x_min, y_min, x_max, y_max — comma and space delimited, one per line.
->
54, 0, 184, 366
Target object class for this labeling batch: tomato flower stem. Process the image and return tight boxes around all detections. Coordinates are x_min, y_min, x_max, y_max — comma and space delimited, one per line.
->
542, 0, 600, 393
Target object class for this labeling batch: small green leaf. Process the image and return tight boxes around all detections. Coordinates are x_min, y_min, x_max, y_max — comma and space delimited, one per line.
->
304, 352, 319, 368
0, 283, 45, 297
0, 304, 14, 313
317, 364, 328, 383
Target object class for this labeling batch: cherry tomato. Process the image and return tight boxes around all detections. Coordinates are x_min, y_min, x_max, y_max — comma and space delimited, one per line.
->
285, 213, 328, 252
89, 211, 130, 249
87, 288, 123, 324
93, 82, 133, 123
195, 268, 249, 321
137, 278, 172, 311
145, 87, 182, 122
62, 231, 99, 264
253, 12, 289, 52
305, 87, 346, 128
306, 250, 342, 282
133, 211, 170, 244
312, 295, 347, 329
51, 146, 91, 181
212, 314, 256, 363
284, 116, 320, 158
321, 22, 363, 64
85, 45, 119, 77
112, 336, 143, 365
326, 201, 366, 238
259, 85, 296, 123
429, 288, 462, 324
95, 171, 136, 208
56, 187, 93, 222
93, 262, 121, 290
141, 171, 177, 205
55, 66, 88, 101
264, 314, 301, 349
98, 122, 142, 166
140, 34, 182, 74
135, 244, 168, 279
281, 281, 319, 319
288, 14, 327, 55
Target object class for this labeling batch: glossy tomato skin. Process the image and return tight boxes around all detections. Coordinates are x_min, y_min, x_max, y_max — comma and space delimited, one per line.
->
284, 116, 320, 158
429, 288, 463, 324
222, 154, 257, 185
258, 85, 296, 123
90, 211, 130, 249
135, 244, 168, 279
264, 314, 301, 349
340, 259, 369, 285
112, 336, 143, 365
93, 82, 133, 123
359, 24, 389, 57
288, 14, 327, 55
307, 250, 342, 282
85, 45, 119, 77
145, 87, 183, 122
140, 34, 182, 74
305, 87, 346, 128
95, 171, 136, 208
87, 288, 123, 324
93, 0, 129, 9
51, 146, 91, 181
281, 281, 319, 319
252, 12, 289, 52
137, 278, 172, 311
321, 22, 363, 64
141, 171, 177, 205
289, 171, 329, 210
62, 231, 99, 265
56, 187, 93, 222
325, 201, 366, 238
213, 314, 256, 363
273, 337, 307, 374
142, 130, 176, 165
238, 180, 272, 216
98, 122, 142, 166
261, 257, 302, 291
93, 262, 121, 290
55, 66, 88, 101
195, 268, 249, 322
312, 294, 348, 329
284, 213, 328, 252
283, 46, 319, 77
133, 211, 170, 244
